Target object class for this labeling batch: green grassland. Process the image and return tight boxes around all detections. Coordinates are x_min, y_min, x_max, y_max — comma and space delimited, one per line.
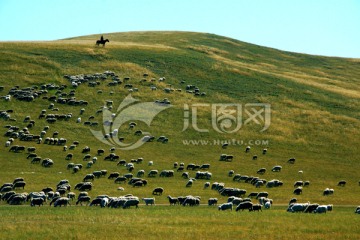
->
0, 31, 359, 239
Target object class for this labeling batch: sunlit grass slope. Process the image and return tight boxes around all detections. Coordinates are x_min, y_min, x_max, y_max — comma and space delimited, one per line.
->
0, 31, 359, 206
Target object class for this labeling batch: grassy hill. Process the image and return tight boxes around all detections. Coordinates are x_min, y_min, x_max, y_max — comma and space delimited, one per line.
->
0, 31, 359, 205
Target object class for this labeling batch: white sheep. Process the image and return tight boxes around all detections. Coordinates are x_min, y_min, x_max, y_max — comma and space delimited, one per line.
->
218, 202, 233, 211
186, 179, 193, 187
314, 205, 328, 214
287, 203, 309, 213
142, 198, 155, 206
100, 197, 109, 208
355, 206, 360, 214
264, 201, 271, 209
86, 161, 93, 168
271, 165, 282, 172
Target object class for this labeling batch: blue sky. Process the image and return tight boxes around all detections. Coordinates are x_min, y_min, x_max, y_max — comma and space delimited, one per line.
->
0, 0, 359, 58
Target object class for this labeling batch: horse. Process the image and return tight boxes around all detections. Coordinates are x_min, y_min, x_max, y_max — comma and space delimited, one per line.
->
96, 39, 109, 46
96, 36, 109, 47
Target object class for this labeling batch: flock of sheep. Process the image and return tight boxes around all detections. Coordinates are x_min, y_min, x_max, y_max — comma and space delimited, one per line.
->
1, 70, 359, 215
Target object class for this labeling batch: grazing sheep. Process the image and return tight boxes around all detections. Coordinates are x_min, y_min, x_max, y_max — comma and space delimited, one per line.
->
114, 176, 127, 184
67, 192, 76, 200
228, 196, 243, 205
76, 196, 91, 206
219, 154, 233, 162
195, 171, 212, 180
83, 154, 91, 161
287, 203, 309, 213
167, 195, 179, 205
108, 172, 120, 179
208, 198, 218, 206
83, 174, 95, 182
92, 171, 102, 178
245, 146, 251, 153
257, 168, 266, 175
123, 198, 140, 209
294, 181, 304, 188
303, 203, 320, 213
12, 181, 26, 190
186, 179, 193, 187
220, 188, 246, 197
200, 164, 210, 170
255, 192, 269, 199
54, 197, 71, 207
287, 158, 296, 164
323, 188, 334, 196
160, 170, 174, 177
355, 206, 360, 214
228, 170, 234, 177
101, 197, 109, 208
0, 185, 13, 193
136, 170, 145, 177
1, 191, 16, 201
13, 177, 24, 184
86, 161, 93, 168
218, 202, 233, 211
152, 187, 164, 195
314, 205, 329, 214
204, 182, 211, 189
271, 165, 282, 172
9, 194, 27, 205
337, 180, 346, 187
293, 187, 303, 195
248, 192, 258, 198
250, 204, 262, 212
78, 183, 92, 191
89, 198, 102, 206
266, 179, 283, 188
97, 149, 105, 155
255, 180, 265, 188
182, 196, 200, 206
289, 198, 297, 205
258, 197, 273, 206
72, 166, 80, 173
65, 153, 73, 160
41, 158, 54, 167
142, 197, 155, 206
148, 170, 158, 177
264, 201, 271, 209
236, 201, 253, 211
30, 198, 45, 207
